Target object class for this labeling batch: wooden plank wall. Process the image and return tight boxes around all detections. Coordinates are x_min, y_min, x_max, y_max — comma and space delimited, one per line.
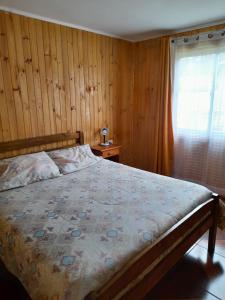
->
0, 11, 134, 164
1, 11, 225, 169
117, 42, 134, 165
132, 39, 163, 171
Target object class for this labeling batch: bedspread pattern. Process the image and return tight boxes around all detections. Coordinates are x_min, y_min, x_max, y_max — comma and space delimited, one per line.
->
0, 160, 213, 299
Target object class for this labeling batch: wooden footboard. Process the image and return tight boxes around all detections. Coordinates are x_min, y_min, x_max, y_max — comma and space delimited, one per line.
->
87, 193, 219, 300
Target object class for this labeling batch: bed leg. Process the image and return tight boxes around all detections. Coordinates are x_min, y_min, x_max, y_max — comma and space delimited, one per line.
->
208, 193, 219, 257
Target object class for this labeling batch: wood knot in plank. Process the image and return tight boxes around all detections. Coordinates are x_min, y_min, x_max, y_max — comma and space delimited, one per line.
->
25, 58, 32, 64
13, 87, 21, 92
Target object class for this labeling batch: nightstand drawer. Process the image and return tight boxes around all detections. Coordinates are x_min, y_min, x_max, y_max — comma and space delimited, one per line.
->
102, 148, 119, 158
91, 144, 121, 162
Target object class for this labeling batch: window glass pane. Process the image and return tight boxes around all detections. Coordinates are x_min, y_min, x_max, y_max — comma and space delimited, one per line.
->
174, 54, 215, 131
212, 53, 225, 133
176, 92, 211, 130
178, 55, 215, 92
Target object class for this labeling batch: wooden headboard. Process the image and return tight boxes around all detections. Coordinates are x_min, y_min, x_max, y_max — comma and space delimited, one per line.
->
0, 131, 84, 155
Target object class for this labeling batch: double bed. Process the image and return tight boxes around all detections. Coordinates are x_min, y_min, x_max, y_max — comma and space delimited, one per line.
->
0, 132, 221, 300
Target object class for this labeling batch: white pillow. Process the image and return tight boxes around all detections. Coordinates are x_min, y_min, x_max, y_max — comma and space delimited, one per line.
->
48, 144, 102, 174
0, 152, 61, 192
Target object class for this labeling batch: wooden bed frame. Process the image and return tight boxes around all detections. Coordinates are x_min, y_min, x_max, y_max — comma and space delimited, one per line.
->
88, 194, 219, 300
0, 131, 84, 154
0, 132, 219, 300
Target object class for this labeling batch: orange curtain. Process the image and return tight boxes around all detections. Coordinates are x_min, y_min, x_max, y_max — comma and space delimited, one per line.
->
155, 37, 174, 176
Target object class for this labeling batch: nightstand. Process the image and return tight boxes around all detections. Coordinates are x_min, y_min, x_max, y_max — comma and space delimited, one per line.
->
91, 144, 121, 162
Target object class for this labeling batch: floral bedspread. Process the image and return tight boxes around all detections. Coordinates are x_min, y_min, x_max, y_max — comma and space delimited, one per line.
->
0, 160, 214, 299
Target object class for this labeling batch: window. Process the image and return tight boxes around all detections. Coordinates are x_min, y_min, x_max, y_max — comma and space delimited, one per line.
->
172, 35, 225, 195
174, 52, 225, 133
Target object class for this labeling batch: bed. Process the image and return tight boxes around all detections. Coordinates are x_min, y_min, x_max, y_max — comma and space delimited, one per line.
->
0, 132, 221, 300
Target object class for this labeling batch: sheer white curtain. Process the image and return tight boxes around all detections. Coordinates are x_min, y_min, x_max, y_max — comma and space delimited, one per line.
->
172, 32, 225, 195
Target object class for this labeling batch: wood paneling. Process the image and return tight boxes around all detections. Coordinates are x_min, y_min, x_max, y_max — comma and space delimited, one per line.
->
132, 38, 163, 171
2, 11, 222, 168
0, 11, 134, 163
116, 41, 135, 165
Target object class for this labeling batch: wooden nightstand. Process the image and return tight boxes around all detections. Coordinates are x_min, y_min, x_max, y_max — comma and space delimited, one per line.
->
91, 144, 121, 162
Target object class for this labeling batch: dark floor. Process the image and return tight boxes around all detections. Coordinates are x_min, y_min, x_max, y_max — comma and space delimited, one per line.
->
1, 229, 225, 300
146, 229, 225, 300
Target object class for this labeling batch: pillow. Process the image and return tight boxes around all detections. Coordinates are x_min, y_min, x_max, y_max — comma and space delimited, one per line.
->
0, 152, 61, 192
48, 144, 102, 174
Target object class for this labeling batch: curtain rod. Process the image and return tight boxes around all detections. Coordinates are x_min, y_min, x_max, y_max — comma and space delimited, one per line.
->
171, 28, 225, 45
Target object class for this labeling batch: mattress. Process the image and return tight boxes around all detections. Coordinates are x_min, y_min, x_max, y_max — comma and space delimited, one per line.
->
0, 159, 212, 299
